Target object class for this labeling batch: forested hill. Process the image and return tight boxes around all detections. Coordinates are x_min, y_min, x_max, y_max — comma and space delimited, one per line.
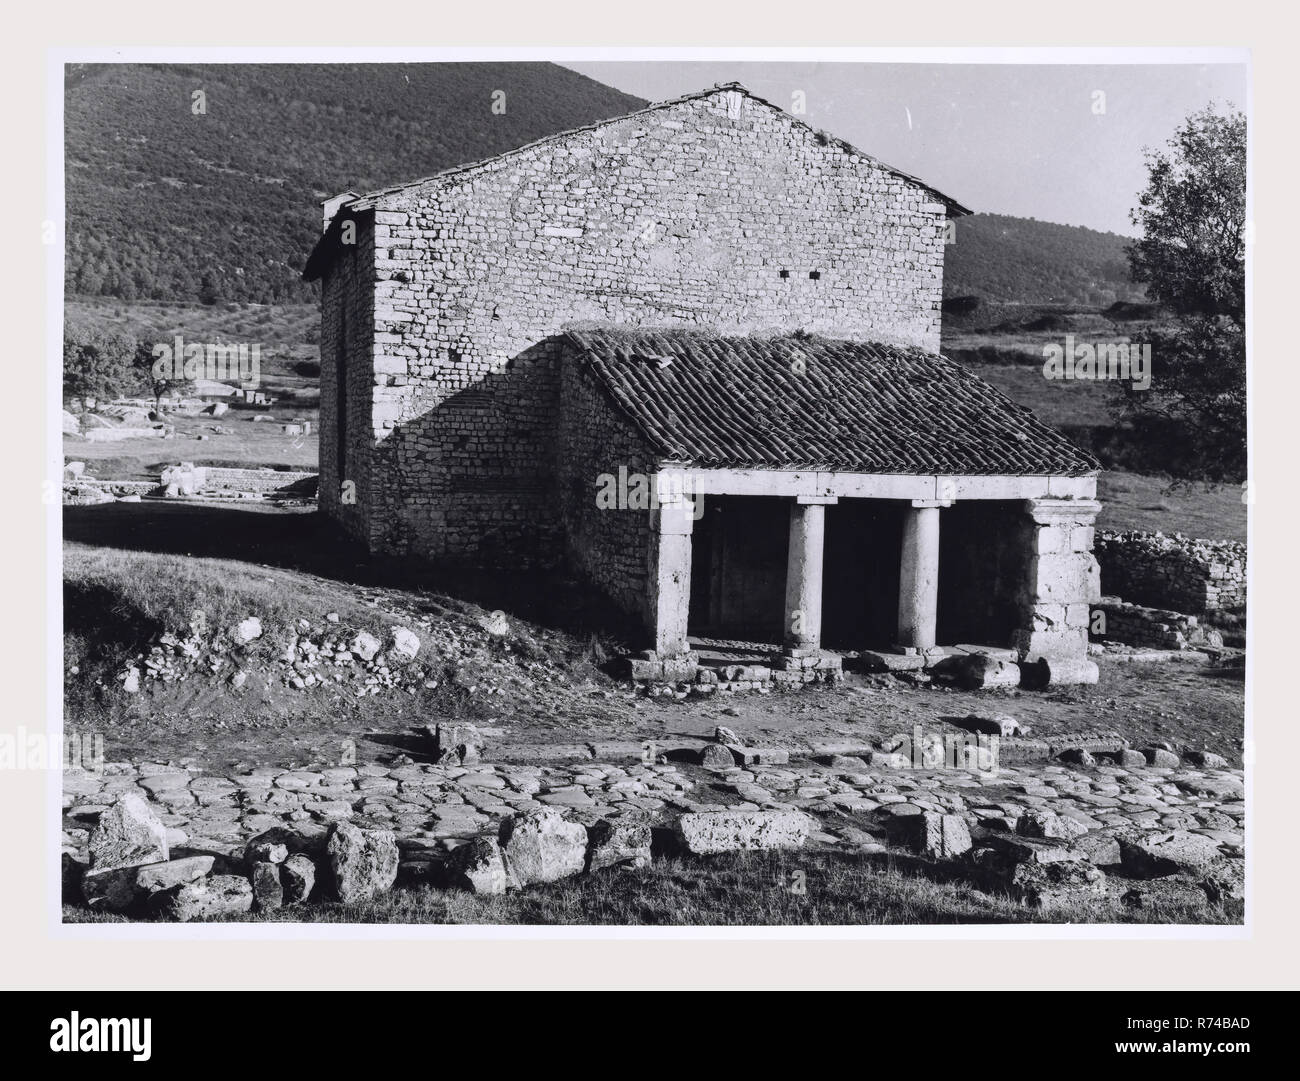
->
65, 64, 1141, 309
64, 63, 647, 305
943, 212, 1143, 306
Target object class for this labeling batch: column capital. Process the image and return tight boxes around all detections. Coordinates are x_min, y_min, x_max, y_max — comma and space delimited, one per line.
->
796, 495, 839, 505
1026, 497, 1102, 525
910, 499, 953, 509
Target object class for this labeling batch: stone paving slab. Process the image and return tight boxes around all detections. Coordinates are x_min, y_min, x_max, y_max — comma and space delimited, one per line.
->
61, 755, 1247, 874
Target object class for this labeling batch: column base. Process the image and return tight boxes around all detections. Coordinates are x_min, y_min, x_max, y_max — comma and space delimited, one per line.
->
626, 650, 699, 683
773, 648, 843, 674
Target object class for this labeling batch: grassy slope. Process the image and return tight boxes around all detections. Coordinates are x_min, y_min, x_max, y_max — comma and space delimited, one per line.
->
944, 215, 1143, 306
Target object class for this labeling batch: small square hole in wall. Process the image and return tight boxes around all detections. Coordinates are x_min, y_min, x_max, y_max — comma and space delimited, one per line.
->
778, 269, 790, 279
809, 270, 821, 280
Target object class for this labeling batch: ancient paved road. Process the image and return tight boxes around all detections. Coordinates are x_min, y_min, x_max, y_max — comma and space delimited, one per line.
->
62, 755, 1245, 867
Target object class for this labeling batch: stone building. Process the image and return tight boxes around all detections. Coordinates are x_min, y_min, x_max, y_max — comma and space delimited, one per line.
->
305, 83, 1103, 684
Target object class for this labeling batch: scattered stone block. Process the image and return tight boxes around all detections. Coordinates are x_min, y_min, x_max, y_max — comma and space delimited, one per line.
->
447, 836, 515, 894
247, 841, 289, 865
675, 809, 814, 854
698, 744, 737, 769
585, 819, 652, 873
1016, 809, 1088, 842
498, 809, 588, 885
350, 632, 381, 662
153, 874, 253, 922
1184, 751, 1231, 769
1004, 858, 1106, 910
389, 627, 420, 661
1142, 748, 1181, 769
252, 861, 284, 912
134, 855, 214, 894
728, 747, 789, 766
243, 824, 328, 859
233, 617, 262, 643
1073, 832, 1122, 867
280, 854, 317, 904
1117, 829, 1223, 878
886, 812, 972, 858
326, 822, 399, 901
89, 794, 168, 871
930, 652, 1020, 690
853, 650, 925, 673
429, 722, 485, 765
1200, 857, 1245, 904
985, 834, 1079, 866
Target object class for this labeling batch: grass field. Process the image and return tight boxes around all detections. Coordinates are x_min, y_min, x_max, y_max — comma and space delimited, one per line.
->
65, 848, 1239, 926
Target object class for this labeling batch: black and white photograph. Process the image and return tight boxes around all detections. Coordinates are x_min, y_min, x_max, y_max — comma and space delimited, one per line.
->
50, 50, 1254, 934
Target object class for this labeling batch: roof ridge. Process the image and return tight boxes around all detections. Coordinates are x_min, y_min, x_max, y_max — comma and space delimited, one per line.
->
343, 82, 969, 215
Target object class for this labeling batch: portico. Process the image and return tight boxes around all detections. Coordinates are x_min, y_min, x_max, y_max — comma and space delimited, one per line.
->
561, 328, 1104, 687
644, 467, 1101, 682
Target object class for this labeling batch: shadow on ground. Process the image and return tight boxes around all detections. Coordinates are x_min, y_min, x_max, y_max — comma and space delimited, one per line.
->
63, 502, 639, 644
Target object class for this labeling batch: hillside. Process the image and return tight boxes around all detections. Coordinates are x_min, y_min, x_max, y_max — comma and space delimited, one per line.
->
66, 64, 1145, 309
944, 213, 1144, 306
64, 63, 647, 305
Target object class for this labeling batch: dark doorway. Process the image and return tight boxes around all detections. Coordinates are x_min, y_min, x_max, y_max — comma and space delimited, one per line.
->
821, 499, 907, 649
689, 496, 788, 641
936, 500, 1027, 647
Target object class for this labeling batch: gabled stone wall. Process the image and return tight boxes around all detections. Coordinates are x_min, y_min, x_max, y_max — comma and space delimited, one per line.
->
318, 88, 950, 562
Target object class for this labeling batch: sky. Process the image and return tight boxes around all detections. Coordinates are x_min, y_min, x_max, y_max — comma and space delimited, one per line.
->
563, 61, 1247, 237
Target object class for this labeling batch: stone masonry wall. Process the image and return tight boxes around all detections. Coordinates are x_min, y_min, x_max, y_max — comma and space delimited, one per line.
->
318, 216, 378, 546
1091, 597, 1223, 651
327, 87, 950, 563
557, 355, 655, 621
1013, 499, 1102, 670
1096, 530, 1247, 615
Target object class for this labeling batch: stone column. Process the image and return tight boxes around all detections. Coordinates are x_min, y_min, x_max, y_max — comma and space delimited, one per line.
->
898, 500, 947, 650
783, 497, 833, 651
646, 497, 695, 657
1015, 497, 1103, 684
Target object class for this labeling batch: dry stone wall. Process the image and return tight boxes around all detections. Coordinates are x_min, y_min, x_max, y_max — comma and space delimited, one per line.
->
1091, 597, 1223, 651
319, 88, 950, 564
1096, 530, 1246, 615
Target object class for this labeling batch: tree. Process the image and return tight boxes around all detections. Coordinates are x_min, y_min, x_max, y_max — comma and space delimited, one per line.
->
1118, 105, 1247, 483
132, 339, 196, 411
62, 329, 139, 403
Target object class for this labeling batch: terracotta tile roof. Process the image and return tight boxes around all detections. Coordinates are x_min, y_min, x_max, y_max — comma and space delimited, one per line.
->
565, 327, 1099, 477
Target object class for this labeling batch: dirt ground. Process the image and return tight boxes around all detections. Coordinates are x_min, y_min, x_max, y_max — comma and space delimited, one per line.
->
63, 500, 1245, 776
81, 655, 1244, 776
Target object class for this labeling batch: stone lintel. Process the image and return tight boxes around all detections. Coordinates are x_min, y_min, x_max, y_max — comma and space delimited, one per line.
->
1027, 497, 1103, 525
655, 468, 1098, 502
